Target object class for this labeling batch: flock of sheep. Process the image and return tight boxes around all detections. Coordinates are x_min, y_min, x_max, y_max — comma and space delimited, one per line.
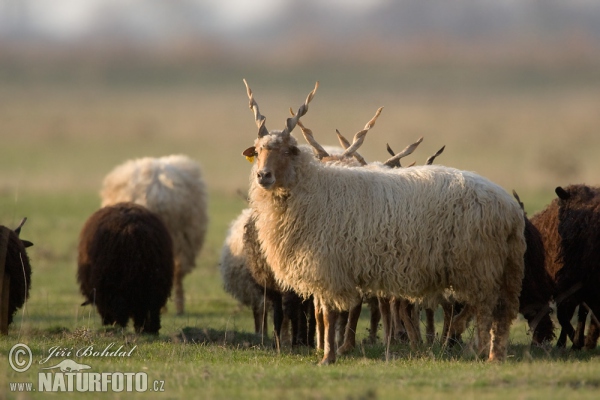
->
1, 80, 598, 365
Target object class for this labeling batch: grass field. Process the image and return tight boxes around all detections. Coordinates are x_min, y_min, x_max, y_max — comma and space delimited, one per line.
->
1, 64, 600, 399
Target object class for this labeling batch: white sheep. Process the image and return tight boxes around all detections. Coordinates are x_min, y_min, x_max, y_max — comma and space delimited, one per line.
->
101, 154, 208, 315
241, 80, 526, 364
219, 123, 375, 346
219, 208, 269, 336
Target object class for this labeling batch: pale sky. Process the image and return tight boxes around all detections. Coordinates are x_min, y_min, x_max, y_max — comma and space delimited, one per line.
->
2, 0, 387, 38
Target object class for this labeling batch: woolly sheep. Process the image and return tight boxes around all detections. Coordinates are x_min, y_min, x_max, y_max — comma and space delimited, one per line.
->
77, 203, 174, 334
101, 154, 208, 315
219, 208, 268, 336
530, 184, 600, 349
554, 184, 600, 350
510, 191, 556, 345
242, 80, 526, 364
0, 218, 33, 329
242, 208, 316, 347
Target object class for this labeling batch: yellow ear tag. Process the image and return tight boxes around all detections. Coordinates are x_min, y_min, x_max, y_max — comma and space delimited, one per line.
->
245, 155, 255, 163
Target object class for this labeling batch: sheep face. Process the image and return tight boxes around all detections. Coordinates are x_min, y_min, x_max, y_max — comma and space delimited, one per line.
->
246, 131, 300, 190
242, 79, 318, 189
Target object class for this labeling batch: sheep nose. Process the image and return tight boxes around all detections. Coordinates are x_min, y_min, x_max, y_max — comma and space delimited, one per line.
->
257, 171, 272, 180
257, 170, 275, 188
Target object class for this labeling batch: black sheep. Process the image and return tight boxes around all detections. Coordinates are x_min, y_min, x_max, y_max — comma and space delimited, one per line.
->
553, 185, 600, 349
1, 218, 33, 327
512, 192, 556, 344
77, 203, 174, 334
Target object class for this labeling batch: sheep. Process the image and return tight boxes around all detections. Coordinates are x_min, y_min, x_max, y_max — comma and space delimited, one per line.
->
77, 202, 174, 334
233, 110, 379, 348
219, 208, 268, 336
530, 184, 600, 349
242, 80, 526, 364
324, 135, 430, 352
447, 191, 558, 347
242, 208, 316, 347
512, 191, 556, 345
378, 141, 446, 348
294, 108, 385, 353
0, 218, 33, 330
101, 154, 208, 315
553, 184, 600, 350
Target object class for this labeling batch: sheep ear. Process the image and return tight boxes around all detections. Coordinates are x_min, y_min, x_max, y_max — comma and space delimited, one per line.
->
555, 186, 570, 200
242, 147, 256, 157
242, 147, 257, 163
21, 239, 34, 248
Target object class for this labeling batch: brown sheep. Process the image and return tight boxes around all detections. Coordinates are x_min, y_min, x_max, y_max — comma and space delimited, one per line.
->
77, 203, 174, 334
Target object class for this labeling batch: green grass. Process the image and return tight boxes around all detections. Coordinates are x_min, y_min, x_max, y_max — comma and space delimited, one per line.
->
1, 65, 600, 398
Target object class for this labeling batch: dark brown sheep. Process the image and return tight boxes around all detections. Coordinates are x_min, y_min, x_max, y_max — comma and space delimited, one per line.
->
554, 185, 600, 349
1, 218, 33, 327
512, 192, 556, 345
77, 203, 174, 334
530, 184, 600, 349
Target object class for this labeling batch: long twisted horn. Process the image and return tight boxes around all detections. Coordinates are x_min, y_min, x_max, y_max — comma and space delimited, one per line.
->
340, 107, 383, 160
289, 107, 329, 159
425, 145, 445, 165
335, 130, 367, 166
283, 82, 319, 136
384, 137, 423, 168
243, 79, 269, 138
14, 217, 27, 236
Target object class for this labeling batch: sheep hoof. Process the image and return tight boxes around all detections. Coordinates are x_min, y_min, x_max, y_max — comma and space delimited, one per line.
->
319, 356, 336, 366
336, 342, 355, 355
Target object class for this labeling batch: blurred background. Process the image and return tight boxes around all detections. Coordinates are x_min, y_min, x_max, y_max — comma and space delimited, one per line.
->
1, 0, 600, 208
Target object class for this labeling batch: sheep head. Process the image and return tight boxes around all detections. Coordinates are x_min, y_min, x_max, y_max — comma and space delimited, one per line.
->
242, 80, 318, 190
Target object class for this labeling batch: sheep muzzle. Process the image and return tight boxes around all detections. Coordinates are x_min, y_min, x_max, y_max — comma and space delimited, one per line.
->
257, 169, 275, 189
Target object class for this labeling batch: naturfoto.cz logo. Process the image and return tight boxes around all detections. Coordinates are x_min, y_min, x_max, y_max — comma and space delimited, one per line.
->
8, 343, 165, 393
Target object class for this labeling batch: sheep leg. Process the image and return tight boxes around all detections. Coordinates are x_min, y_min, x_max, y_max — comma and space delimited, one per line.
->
315, 297, 324, 351
475, 307, 493, 360
269, 291, 284, 348
391, 298, 407, 343
378, 296, 392, 345
134, 308, 160, 334
585, 316, 600, 350
252, 303, 268, 337
582, 298, 600, 350
294, 298, 310, 347
283, 292, 300, 347
174, 265, 184, 315
398, 298, 421, 350
336, 310, 349, 348
368, 296, 381, 344
445, 303, 471, 347
572, 304, 588, 350
303, 297, 316, 348
425, 308, 435, 345
530, 312, 555, 345
337, 300, 362, 355
441, 300, 453, 342
101, 312, 116, 327
320, 306, 338, 365
556, 297, 578, 348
